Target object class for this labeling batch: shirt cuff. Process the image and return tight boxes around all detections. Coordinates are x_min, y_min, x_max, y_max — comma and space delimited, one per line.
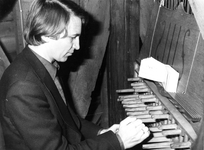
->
97, 129, 104, 135
115, 133, 125, 150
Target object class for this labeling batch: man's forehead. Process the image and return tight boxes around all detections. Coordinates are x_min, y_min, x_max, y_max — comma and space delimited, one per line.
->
67, 16, 82, 35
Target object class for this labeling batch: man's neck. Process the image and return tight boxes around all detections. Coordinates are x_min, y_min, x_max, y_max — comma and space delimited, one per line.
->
28, 44, 53, 63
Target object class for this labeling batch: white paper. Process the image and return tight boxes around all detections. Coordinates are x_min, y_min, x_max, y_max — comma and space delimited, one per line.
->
138, 57, 179, 93
162, 65, 179, 93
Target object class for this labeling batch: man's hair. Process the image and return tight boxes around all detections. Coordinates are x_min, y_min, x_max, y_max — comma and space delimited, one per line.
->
24, 0, 87, 46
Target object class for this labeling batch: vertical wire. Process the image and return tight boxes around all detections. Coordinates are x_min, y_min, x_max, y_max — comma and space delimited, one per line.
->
149, 0, 164, 56
184, 32, 201, 93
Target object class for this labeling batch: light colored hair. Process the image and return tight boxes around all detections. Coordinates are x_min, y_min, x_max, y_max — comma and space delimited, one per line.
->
24, 0, 87, 46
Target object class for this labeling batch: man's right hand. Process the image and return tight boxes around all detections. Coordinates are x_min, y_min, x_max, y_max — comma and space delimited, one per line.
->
117, 116, 150, 149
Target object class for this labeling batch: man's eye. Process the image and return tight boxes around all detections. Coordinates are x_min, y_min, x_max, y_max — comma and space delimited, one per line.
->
69, 36, 76, 40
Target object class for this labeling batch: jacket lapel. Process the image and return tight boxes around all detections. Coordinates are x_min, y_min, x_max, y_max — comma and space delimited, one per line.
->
22, 47, 80, 134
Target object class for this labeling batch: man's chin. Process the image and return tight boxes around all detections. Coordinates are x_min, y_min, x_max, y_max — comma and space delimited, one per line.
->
67, 53, 72, 56
58, 57, 68, 62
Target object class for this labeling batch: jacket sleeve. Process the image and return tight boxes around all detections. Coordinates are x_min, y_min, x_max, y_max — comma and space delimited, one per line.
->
5, 80, 122, 150
68, 106, 102, 138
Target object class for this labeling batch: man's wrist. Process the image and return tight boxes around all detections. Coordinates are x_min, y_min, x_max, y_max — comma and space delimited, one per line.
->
115, 133, 125, 150
98, 129, 124, 150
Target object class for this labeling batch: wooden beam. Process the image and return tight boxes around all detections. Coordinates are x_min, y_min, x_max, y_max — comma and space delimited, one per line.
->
188, 0, 204, 39
108, 0, 140, 125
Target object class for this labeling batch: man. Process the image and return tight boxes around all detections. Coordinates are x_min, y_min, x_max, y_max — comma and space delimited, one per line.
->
0, 0, 149, 149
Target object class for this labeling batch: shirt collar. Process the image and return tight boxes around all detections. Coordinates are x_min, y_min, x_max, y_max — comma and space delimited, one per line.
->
31, 50, 59, 80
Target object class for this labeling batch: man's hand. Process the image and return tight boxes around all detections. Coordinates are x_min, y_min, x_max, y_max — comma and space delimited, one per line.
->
117, 116, 150, 149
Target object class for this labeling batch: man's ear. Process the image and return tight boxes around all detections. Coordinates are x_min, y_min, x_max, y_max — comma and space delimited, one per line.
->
41, 36, 53, 43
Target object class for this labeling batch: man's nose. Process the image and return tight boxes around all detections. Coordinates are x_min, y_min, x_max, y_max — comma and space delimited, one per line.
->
73, 37, 80, 50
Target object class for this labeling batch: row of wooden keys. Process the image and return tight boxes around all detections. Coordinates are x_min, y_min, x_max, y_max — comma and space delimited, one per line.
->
116, 77, 192, 150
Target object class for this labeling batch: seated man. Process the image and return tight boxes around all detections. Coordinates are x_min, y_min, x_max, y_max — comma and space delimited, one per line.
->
0, 0, 149, 149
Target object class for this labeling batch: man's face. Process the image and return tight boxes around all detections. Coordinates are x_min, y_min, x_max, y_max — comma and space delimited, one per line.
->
49, 15, 82, 62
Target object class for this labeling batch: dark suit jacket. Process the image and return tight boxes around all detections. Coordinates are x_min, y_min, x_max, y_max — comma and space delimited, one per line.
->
0, 122, 5, 150
0, 46, 121, 150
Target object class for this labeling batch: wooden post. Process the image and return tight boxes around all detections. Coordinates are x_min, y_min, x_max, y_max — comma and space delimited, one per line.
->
107, 0, 140, 125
